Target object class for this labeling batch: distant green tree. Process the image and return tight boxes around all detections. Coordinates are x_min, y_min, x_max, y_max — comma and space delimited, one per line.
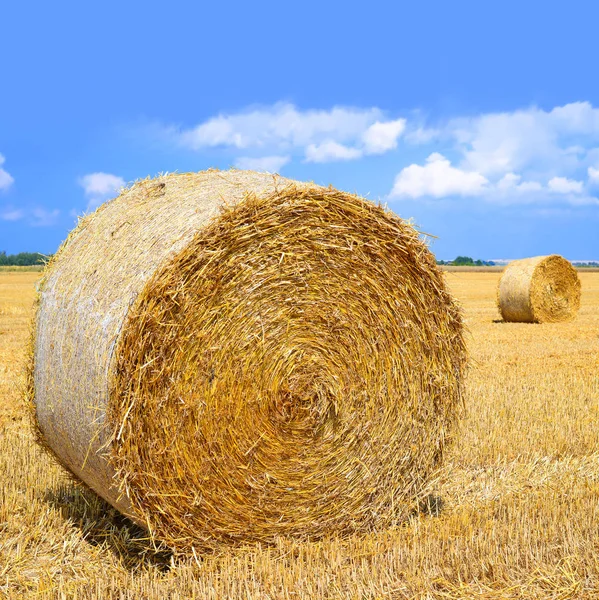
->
437, 256, 497, 266
0, 251, 48, 266
452, 256, 475, 266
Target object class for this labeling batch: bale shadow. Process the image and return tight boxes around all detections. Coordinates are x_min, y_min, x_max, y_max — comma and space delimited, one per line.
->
493, 319, 540, 325
44, 483, 173, 571
45, 484, 447, 567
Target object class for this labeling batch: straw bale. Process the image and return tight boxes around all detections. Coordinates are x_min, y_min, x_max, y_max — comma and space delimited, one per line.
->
497, 255, 581, 323
29, 170, 466, 550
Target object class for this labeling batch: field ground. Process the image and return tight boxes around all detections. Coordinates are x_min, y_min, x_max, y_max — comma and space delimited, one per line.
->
0, 266, 44, 273
1, 271, 598, 599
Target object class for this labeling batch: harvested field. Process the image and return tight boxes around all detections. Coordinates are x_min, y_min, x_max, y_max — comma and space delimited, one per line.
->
1, 270, 599, 598
0, 266, 44, 273
441, 266, 505, 273
441, 266, 599, 273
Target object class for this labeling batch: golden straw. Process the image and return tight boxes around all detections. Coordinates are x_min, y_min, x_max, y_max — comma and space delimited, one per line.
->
28, 170, 466, 550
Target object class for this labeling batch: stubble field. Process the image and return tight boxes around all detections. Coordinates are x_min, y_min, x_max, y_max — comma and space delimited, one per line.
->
1, 269, 598, 599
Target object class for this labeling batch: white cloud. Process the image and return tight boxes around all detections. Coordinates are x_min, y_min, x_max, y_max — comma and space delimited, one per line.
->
548, 176, 584, 194
362, 119, 406, 154
389, 157, 594, 204
184, 118, 241, 148
496, 173, 543, 193
496, 172, 520, 189
588, 166, 599, 182
30, 208, 60, 227
234, 155, 290, 172
79, 172, 125, 212
305, 141, 363, 163
0, 154, 14, 191
404, 126, 441, 145
0, 154, 61, 226
0, 207, 24, 221
517, 181, 545, 193
496, 172, 522, 190
388, 101, 599, 206
390, 153, 489, 198
170, 103, 412, 164
179, 103, 384, 151
506, 176, 597, 205
549, 101, 599, 134
453, 109, 558, 176
304, 120, 408, 162
79, 172, 125, 197
0, 206, 60, 226
153, 100, 599, 207
451, 102, 599, 178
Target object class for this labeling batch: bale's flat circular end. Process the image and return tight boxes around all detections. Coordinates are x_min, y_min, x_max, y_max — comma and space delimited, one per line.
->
109, 182, 466, 549
498, 254, 581, 323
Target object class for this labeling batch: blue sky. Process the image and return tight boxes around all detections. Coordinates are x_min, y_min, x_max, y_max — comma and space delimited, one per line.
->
1, 1, 598, 260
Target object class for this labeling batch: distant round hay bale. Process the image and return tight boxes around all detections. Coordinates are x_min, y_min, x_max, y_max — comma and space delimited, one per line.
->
28, 170, 466, 550
497, 255, 581, 323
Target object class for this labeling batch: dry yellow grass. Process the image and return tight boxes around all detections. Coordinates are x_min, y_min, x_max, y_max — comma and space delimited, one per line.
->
1, 270, 599, 598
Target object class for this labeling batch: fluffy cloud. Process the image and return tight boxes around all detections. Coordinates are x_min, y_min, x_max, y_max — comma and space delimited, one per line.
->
0, 207, 24, 221
361, 119, 406, 154
179, 103, 384, 151
0, 153, 60, 225
390, 155, 595, 204
451, 102, 599, 178
389, 102, 599, 205
588, 166, 599, 183
156, 100, 599, 206
234, 155, 290, 172
79, 172, 125, 197
0, 206, 60, 226
30, 208, 60, 227
404, 127, 441, 145
305, 141, 363, 163
496, 173, 543, 193
453, 109, 557, 176
0, 154, 14, 191
79, 172, 125, 212
172, 103, 407, 164
305, 121, 406, 163
390, 153, 489, 198
489, 173, 588, 205
547, 176, 584, 194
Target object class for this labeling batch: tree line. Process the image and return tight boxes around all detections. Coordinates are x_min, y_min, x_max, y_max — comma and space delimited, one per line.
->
0, 251, 49, 266
437, 256, 496, 266
4, 250, 593, 268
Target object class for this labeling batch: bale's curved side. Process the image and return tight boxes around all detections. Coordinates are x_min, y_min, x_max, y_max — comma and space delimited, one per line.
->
30, 170, 467, 549
497, 255, 581, 323
31, 171, 295, 520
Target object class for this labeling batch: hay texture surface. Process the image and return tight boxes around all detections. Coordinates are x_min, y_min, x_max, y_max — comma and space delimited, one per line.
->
497, 255, 581, 323
30, 170, 466, 550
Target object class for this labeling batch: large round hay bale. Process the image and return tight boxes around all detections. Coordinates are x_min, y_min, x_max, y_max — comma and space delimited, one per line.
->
28, 170, 466, 550
497, 255, 581, 323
